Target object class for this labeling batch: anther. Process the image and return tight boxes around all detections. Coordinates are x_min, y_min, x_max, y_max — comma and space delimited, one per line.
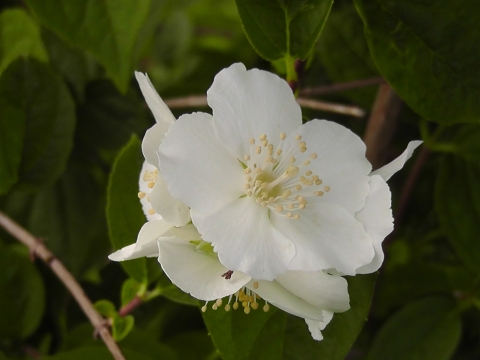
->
315, 179, 323, 185
262, 140, 268, 147
263, 304, 270, 312
216, 299, 223, 306
276, 149, 282, 156
259, 134, 267, 141
286, 212, 292, 218
298, 141, 306, 147
244, 155, 250, 161
305, 171, 312, 176
201, 305, 207, 312
225, 304, 231, 311
282, 190, 292, 198
280, 133, 286, 140
148, 209, 155, 215
147, 182, 155, 188
290, 157, 295, 163
312, 175, 319, 181
249, 138, 255, 144
315, 191, 324, 196
304, 160, 310, 165
276, 205, 283, 212
295, 185, 302, 191
299, 176, 306, 182
244, 168, 251, 174
300, 146, 307, 153
310, 153, 318, 159
233, 302, 239, 310
212, 303, 218, 310
251, 302, 259, 310
293, 214, 300, 220
287, 203, 294, 209
256, 146, 261, 154
138, 192, 146, 199
299, 204, 306, 209
324, 186, 331, 192
254, 281, 259, 289
244, 307, 251, 314
295, 135, 302, 140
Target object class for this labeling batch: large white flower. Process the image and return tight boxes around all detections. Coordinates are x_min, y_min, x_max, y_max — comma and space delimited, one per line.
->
157, 63, 422, 280
134, 72, 190, 227
110, 217, 349, 341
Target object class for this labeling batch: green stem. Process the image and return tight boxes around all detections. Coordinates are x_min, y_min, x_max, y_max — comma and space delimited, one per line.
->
285, 55, 297, 83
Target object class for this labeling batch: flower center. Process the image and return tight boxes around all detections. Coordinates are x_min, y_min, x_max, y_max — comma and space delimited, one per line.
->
241, 133, 330, 220
201, 286, 270, 314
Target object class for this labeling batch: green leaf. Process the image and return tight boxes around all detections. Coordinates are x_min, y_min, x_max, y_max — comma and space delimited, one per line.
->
24, 0, 151, 92
41, 29, 101, 102
366, 297, 461, 360
316, 4, 379, 107
0, 97, 24, 195
3, 164, 110, 277
0, 58, 76, 191
112, 314, 135, 342
354, 0, 480, 124
121, 278, 145, 308
107, 135, 147, 283
436, 155, 480, 273
449, 124, 480, 165
203, 274, 375, 359
77, 80, 148, 151
0, 8, 48, 76
235, 0, 334, 61
93, 300, 117, 318
0, 244, 46, 339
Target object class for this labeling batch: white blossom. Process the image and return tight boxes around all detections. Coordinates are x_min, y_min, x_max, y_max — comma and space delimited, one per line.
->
157, 63, 422, 280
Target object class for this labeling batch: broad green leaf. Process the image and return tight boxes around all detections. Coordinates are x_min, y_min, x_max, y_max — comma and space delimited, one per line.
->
77, 80, 148, 151
0, 58, 75, 191
448, 124, 480, 166
9, 164, 110, 277
436, 155, 480, 273
107, 135, 147, 283
0, 9, 48, 75
41, 29, 101, 102
0, 98, 24, 194
166, 331, 215, 360
367, 297, 461, 360
112, 314, 135, 342
93, 300, 117, 318
0, 244, 46, 339
235, 0, 334, 61
24, 0, 151, 92
202, 274, 375, 359
354, 0, 480, 124
316, 4, 379, 107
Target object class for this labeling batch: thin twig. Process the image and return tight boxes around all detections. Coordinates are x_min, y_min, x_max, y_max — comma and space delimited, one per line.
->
363, 83, 402, 169
118, 296, 143, 317
0, 211, 126, 360
300, 77, 385, 97
164, 95, 366, 118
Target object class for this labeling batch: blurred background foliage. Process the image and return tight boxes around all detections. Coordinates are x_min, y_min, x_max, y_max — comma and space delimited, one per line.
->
0, 0, 479, 359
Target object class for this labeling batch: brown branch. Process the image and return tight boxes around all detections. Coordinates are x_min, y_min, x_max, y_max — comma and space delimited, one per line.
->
0, 211, 126, 360
363, 83, 402, 169
300, 77, 385, 97
164, 95, 366, 118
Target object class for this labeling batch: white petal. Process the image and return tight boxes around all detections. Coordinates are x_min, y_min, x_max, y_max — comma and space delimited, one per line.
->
207, 63, 302, 159
138, 161, 163, 221
250, 279, 324, 321
158, 238, 251, 301
108, 220, 173, 261
135, 71, 175, 124
150, 174, 191, 226
305, 311, 334, 341
370, 140, 423, 181
193, 197, 295, 281
294, 120, 371, 214
355, 175, 393, 274
272, 202, 374, 275
275, 271, 350, 312
141, 122, 171, 168
159, 112, 245, 217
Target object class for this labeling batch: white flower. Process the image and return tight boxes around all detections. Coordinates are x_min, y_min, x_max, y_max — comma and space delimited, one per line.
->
157, 63, 422, 280
134, 72, 190, 227
110, 218, 349, 341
